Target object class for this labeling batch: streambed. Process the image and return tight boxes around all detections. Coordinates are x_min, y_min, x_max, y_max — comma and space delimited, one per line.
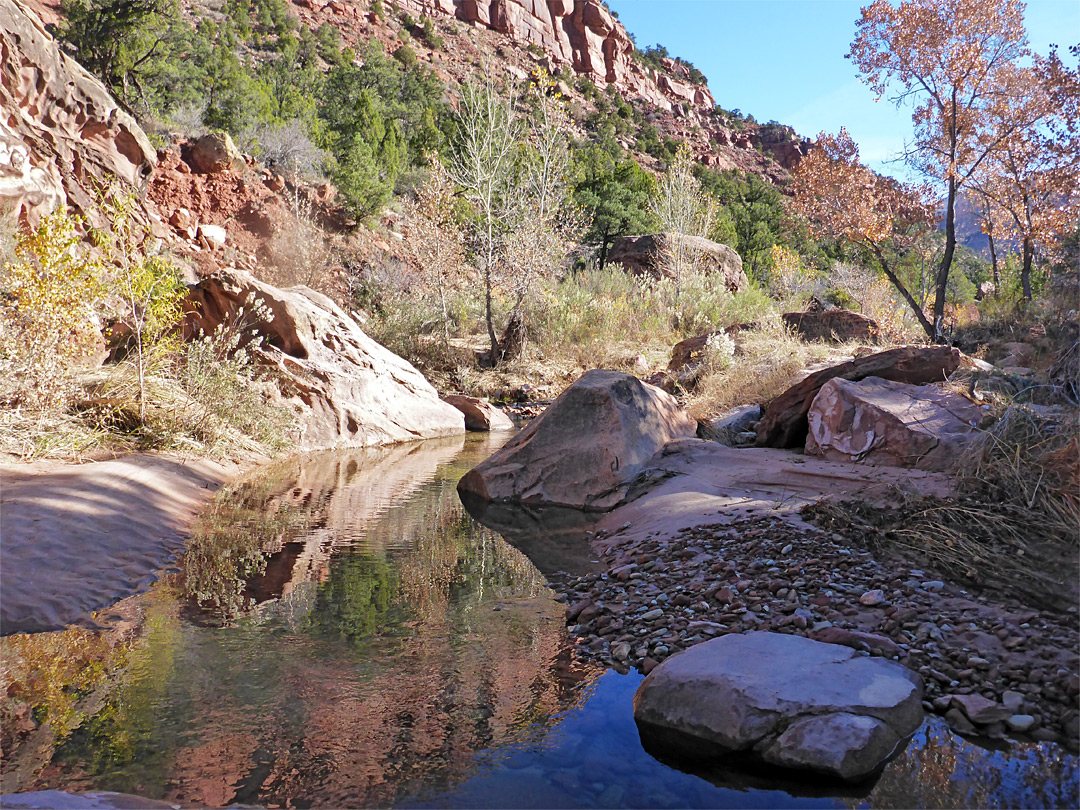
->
1, 433, 1076, 808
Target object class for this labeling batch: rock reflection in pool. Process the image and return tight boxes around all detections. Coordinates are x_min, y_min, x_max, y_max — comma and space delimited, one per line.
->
8, 432, 1079, 810
38, 433, 603, 808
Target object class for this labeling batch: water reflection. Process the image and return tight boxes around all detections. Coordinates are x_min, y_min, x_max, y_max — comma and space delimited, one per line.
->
2, 433, 1077, 809
5, 434, 602, 807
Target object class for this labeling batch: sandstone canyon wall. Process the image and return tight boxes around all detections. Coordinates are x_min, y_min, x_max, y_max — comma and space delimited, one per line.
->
0, 0, 156, 226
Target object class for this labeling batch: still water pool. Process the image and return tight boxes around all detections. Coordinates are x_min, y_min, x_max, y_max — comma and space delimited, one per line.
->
3, 433, 1077, 807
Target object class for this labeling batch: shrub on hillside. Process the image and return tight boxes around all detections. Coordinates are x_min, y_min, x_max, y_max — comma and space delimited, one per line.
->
0, 211, 106, 410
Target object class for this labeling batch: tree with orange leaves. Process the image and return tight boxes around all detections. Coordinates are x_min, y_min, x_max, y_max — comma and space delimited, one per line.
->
970, 49, 1080, 300
849, 0, 1032, 340
791, 128, 938, 338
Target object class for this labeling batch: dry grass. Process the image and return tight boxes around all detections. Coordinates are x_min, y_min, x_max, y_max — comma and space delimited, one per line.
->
683, 317, 870, 421
804, 401, 1079, 612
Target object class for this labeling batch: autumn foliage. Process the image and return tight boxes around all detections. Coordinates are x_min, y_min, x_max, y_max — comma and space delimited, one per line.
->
849, 0, 1037, 338
791, 128, 938, 337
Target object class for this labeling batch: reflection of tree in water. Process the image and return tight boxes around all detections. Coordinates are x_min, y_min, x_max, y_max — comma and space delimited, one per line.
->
9, 587, 185, 797
12, 440, 599, 808
855, 721, 1079, 809
306, 552, 401, 643
180, 469, 314, 621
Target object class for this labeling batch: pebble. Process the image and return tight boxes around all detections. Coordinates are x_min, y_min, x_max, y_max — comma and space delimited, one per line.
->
1006, 715, 1037, 732
859, 589, 886, 606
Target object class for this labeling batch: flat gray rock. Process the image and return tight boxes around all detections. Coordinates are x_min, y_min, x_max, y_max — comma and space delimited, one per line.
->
633, 631, 924, 781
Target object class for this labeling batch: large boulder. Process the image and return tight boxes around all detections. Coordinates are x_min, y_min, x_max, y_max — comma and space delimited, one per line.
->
805, 377, 989, 470
783, 309, 878, 343
607, 233, 748, 293
756, 346, 964, 448
184, 269, 465, 450
189, 132, 244, 175
0, 0, 156, 226
457, 369, 696, 511
442, 395, 514, 432
633, 632, 923, 782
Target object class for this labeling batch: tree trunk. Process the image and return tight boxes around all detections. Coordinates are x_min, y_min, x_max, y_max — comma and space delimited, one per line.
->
484, 264, 500, 366
987, 227, 999, 288
932, 176, 959, 343
484, 221, 500, 366
1021, 235, 1034, 301
873, 245, 936, 340
499, 308, 528, 362
597, 231, 612, 272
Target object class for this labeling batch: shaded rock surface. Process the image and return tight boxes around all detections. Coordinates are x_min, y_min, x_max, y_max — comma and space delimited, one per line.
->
442, 394, 514, 431
184, 269, 464, 450
756, 346, 964, 448
589, 436, 952, 546
0, 0, 155, 226
608, 233, 748, 292
697, 404, 761, 446
805, 377, 989, 470
783, 309, 878, 343
633, 632, 923, 781
457, 370, 696, 511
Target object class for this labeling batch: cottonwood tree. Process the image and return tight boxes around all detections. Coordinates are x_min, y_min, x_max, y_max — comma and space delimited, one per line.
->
849, 0, 1031, 340
499, 75, 582, 361
447, 78, 522, 362
651, 147, 716, 314
971, 52, 1080, 299
792, 129, 938, 337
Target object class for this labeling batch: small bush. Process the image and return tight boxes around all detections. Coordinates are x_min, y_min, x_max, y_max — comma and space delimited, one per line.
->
393, 43, 417, 68
0, 210, 106, 409
241, 119, 327, 179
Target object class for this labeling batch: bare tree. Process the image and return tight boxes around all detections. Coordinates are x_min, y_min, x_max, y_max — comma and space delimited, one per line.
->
499, 75, 582, 361
447, 77, 521, 363
651, 146, 716, 319
404, 157, 466, 347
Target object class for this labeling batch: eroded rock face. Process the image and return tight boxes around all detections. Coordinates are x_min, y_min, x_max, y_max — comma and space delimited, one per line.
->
184, 269, 465, 450
608, 233, 748, 293
783, 309, 878, 344
756, 346, 964, 449
805, 377, 988, 471
633, 632, 923, 782
442, 395, 515, 431
457, 369, 696, 511
0, 0, 155, 225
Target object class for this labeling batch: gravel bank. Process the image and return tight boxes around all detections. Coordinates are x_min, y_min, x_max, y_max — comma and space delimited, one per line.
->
552, 512, 1079, 749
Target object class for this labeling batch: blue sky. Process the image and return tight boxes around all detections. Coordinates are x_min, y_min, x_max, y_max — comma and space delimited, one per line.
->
607, 0, 1079, 180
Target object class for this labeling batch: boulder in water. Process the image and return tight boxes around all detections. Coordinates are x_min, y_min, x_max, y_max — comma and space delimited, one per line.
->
458, 369, 696, 511
633, 631, 923, 782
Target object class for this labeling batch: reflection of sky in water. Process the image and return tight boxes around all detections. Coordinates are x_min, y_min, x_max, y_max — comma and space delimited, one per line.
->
14, 434, 1079, 809
402, 670, 1080, 810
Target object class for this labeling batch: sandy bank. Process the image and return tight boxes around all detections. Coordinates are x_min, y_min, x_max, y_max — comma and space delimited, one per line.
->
0, 453, 248, 635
